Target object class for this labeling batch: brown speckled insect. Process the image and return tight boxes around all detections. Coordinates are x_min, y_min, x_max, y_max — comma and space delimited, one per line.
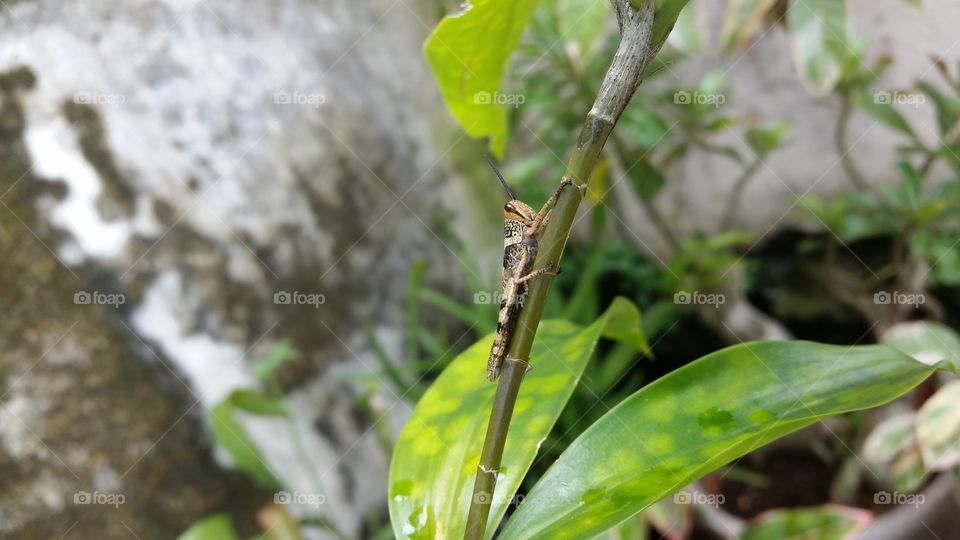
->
485, 155, 572, 381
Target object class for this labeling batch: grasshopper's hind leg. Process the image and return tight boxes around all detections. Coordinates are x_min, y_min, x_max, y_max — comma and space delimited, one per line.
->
517, 262, 560, 284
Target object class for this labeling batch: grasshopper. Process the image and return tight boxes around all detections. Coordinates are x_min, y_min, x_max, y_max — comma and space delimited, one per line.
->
485, 155, 573, 381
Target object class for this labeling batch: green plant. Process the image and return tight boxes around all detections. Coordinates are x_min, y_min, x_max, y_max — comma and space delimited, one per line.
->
389, 299, 951, 538
181, 341, 346, 540
386, 1, 957, 539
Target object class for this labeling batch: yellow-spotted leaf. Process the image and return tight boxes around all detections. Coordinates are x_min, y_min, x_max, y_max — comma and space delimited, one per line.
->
500, 341, 941, 539
388, 299, 644, 539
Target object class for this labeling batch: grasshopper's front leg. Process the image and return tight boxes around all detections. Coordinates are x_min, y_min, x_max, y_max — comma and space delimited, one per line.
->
525, 178, 577, 239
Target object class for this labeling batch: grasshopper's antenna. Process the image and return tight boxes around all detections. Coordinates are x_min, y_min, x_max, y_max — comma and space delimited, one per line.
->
484, 153, 518, 200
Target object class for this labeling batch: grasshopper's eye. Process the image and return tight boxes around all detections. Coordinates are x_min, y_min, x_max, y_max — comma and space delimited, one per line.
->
504, 202, 521, 219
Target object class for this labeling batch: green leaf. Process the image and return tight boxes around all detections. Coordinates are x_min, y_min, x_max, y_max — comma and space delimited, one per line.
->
652, 0, 692, 50
916, 81, 960, 136
666, 0, 704, 54
621, 108, 672, 148
210, 400, 282, 488
500, 341, 939, 539
253, 340, 297, 381
388, 300, 644, 539
862, 412, 917, 464
420, 288, 488, 328
424, 0, 541, 157
626, 159, 666, 201
916, 380, 960, 470
891, 444, 929, 492
600, 297, 650, 354
227, 389, 290, 417
854, 90, 917, 139
178, 514, 241, 540
745, 120, 789, 158
740, 506, 873, 540
720, 0, 778, 52
881, 321, 960, 372
788, 0, 847, 95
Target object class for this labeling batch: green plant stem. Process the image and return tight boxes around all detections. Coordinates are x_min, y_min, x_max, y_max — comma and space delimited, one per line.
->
463, 1, 663, 538
720, 156, 763, 230
835, 96, 869, 190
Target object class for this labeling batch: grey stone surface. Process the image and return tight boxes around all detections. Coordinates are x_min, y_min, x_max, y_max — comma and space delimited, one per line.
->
0, 0, 471, 537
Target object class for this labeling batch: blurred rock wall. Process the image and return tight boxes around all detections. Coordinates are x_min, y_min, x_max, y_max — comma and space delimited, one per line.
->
0, 0, 472, 537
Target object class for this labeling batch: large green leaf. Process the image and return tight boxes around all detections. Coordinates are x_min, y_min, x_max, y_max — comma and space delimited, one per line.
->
500, 341, 941, 539
424, 0, 541, 158
388, 299, 643, 539
788, 0, 847, 95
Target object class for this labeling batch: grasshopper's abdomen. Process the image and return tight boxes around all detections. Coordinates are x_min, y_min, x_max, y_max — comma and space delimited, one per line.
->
487, 225, 534, 381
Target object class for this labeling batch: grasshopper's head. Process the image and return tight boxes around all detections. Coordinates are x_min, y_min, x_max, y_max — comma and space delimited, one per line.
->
504, 200, 537, 226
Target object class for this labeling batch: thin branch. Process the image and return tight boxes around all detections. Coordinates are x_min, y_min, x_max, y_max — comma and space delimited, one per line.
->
464, 1, 663, 537
606, 136, 681, 254
835, 96, 870, 190
720, 156, 763, 230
